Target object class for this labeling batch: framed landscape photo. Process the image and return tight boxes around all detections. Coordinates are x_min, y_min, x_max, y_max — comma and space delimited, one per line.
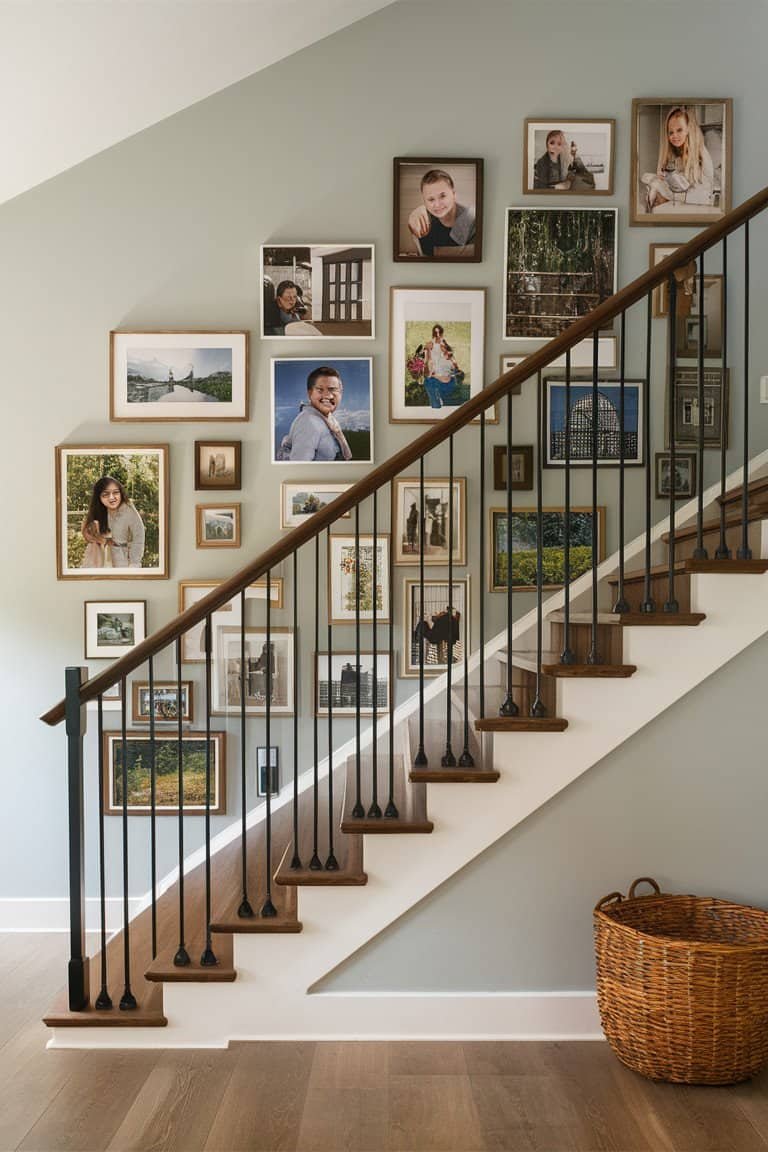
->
667, 366, 729, 450
261, 244, 374, 338
280, 483, 352, 529
655, 452, 697, 500
196, 503, 241, 548
110, 331, 248, 421
194, 440, 241, 490
493, 445, 534, 491
56, 445, 169, 579
523, 119, 615, 195
85, 600, 146, 660
489, 507, 605, 591
630, 99, 732, 226
402, 577, 470, 679
212, 626, 294, 717
328, 535, 391, 625
393, 157, 483, 262
390, 287, 486, 423
315, 652, 392, 717
392, 477, 466, 566
178, 579, 284, 664
271, 358, 373, 464
675, 275, 723, 358
132, 680, 193, 723
102, 731, 226, 816
544, 379, 644, 467
257, 747, 280, 797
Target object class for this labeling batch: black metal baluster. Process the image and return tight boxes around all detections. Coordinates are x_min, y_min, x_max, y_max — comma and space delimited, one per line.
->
739, 221, 752, 561
352, 505, 364, 817
309, 535, 322, 870
414, 457, 428, 765
500, 392, 519, 715
173, 638, 189, 966
641, 293, 656, 612
613, 313, 630, 612
119, 679, 137, 1007
532, 373, 546, 717
665, 275, 680, 613
716, 237, 731, 559
479, 410, 486, 718
385, 484, 399, 819
65, 666, 89, 1011
561, 352, 575, 662
693, 253, 708, 560
368, 491, 382, 816
238, 588, 254, 916
290, 551, 302, 869
587, 332, 601, 663
148, 656, 157, 959
200, 617, 218, 962
262, 573, 278, 913
459, 434, 475, 764
94, 695, 112, 1009
442, 435, 457, 765
326, 530, 339, 869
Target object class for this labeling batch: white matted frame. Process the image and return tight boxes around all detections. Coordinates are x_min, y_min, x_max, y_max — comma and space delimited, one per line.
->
523, 119, 615, 195
212, 626, 294, 717
328, 535, 391, 625
178, 579, 284, 664
402, 577, 470, 679
392, 477, 467, 566
85, 599, 147, 659
280, 483, 352, 529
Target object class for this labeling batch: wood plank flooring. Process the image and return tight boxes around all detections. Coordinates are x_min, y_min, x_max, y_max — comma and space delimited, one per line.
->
6, 934, 768, 1150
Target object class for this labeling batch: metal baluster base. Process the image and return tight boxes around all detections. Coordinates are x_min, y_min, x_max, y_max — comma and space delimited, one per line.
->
384, 800, 400, 819
530, 698, 547, 718
663, 600, 680, 614
309, 852, 323, 871
351, 801, 365, 819
237, 899, 255, 919
612, 598, 630, 615
499, 696, 519, 717
715, 544, 732, 560
441, 747, 457, 768
692, 547, 709, 561
586, 650, 601, 666
413, 747, 428, 766
173, 946, 191, 967
324, 854, 340, 871
560, 648, 576, 665
200, 943, 218, 966
119, 988, 138, 1011
367, 802, 382, 818
290, 852, 303, 870
95, 988, 113, 1010
640, 598, 656, 614
737, 546, 754, 561
458, 749, 476, 768
260, 898, 278, 918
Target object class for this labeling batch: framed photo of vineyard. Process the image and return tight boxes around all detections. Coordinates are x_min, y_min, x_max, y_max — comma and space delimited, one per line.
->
102, 731, 226, 815
328, 534, 391, 625
489, 506, 605, 591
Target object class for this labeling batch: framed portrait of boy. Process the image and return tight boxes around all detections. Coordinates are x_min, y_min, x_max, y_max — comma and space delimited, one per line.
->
271, 358, 373, 464
523, 120, 614, 195
260, 244, 374, 339
393, 158, 483, 262
630, 99, 732, 226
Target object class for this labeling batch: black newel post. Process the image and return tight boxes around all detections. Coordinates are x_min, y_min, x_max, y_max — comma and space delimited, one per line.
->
65, 667, 90, 1011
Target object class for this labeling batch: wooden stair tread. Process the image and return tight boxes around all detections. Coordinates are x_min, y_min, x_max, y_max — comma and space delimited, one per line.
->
662, 508, 768, 544
145, 936, 236, 983
545, 612, 623, 625
619, 611, 706, 626
684, 558, 768, 574
541, 662, 637, 678
275, 860, 367, 886
475, 715, 568, 733
274, 757, 367, 886
717, 474, 768, 506
44, 980, 167, 1028
341, 753, 432, 833
210, 907, 303, 933
608, 561, 686, 586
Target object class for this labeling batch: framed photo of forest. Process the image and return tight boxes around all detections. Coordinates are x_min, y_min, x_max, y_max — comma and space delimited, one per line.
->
489, 507, 605, 591
102, 731, 226, 815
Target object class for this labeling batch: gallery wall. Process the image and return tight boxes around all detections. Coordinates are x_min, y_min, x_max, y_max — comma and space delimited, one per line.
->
1, 0, 767, 992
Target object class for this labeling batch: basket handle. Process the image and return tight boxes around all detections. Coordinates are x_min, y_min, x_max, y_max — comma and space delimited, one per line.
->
594, 891, 623, 912
628, 877, 661, 899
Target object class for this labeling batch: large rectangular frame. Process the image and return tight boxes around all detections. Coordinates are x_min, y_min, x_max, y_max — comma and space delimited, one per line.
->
102, 730, 226, 815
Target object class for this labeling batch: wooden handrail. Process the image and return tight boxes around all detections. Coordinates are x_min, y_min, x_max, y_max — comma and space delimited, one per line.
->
41, 184, 768, 726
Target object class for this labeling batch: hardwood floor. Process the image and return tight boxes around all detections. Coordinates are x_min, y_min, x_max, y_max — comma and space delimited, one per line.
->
5, 934, 768, 1150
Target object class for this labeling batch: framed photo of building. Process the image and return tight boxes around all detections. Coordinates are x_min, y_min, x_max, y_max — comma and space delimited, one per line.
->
178, 579, 284, 664
493, 445, 534, 491
132, 680, 193, 723
402, 577, 470, 678
102, 731, 226, 815
194, 441, 241, 490
212, 626, 294, 717
655, 452, 697, 500
392, 477, 466, 566
256, 747, 280, 797
271, 358, 372, 464
195, 503, 241, 548
84, 600, 146, 659
667, 367, 729, 449
328, 535, 391, 625
315, 652, 392, 717
280, 483, 352, 529
261, 244, 374, 338
393, 157, 483, 262
523, 119, 615, 195
675, 275, 723, 358
489, 507, 605, 591
544, 380, 644, 467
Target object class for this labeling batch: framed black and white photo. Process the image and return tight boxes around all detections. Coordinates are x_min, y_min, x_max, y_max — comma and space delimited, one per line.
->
392, 477, 466, 566
315, 652, 392, 717
544, 380, 644, 467
271, 358, 372, 464
84, 600, 146, 659
523, 119, 615, 195
261, 244, 374, 339
667, 367, 729, 449
655, 452, 697, 500
256, 747, 280, 797
393, 157, 483, 262
212, 626, 294, 717
402, 577, 470, 679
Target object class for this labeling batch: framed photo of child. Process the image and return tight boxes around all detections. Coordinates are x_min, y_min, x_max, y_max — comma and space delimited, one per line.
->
393, 158, 483, 262
630, 99, 732, 226
523, 120, 615, 195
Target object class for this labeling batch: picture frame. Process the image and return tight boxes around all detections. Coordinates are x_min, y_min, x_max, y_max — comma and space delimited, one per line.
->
328, 535, 391, 625
212, 626, 294, 717
655, 452, 697, 500
390, 286, 487, 423
261, 244, 374, 339
523, 119, 615, 195
315, 652, 392, 717
87, 681, 123, 712
178, 579, 284, 664
667, 366, 729, 450
102, 731, 226, 816
132, 680, 194, 724
504, 208, 618, 341
502, 335, 618, 374
195, 503, 241, 548
544, 379, 644, 467
489, 507, 605, 591
271, 358, 373, 464
256, 747, 280, 797
392, 477, 466, 566
85, 600, 147, 660
402, 577, 470, 679
280, 483, 352, 529
630, 99, 732, 226
493, 445, 534, 491
675, 275, 723, 358
393, 157, 483, 262
649, 244, 685, 317
110, 330, 249, 422
56, 445, 169, 579
194, 441, 241, 490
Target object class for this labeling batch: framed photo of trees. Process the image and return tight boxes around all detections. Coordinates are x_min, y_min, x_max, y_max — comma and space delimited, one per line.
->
489, 507, 605, 591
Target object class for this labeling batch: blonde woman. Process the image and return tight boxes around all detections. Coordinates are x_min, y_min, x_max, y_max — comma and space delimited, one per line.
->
641, 106, 715, 211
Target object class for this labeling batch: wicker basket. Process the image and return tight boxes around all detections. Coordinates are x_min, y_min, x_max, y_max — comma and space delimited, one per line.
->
594, 877, 768, 1084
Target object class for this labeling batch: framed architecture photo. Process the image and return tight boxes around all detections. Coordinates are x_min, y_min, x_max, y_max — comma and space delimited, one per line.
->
257, 747, 280, 797
655, 452, 697, 500
110, 331, 248, 421
402, 577, 470, 679
489, 507, 605, 591
280, 483, 352, 529
328, 535, 391, 625
504, 208, 617, 341
393, 157, 483, 262
674, 275, 724, 358
84, 600, 146, 659
178, 579, 284, 664
212, 626, 294, 717
392, 477, 466, 566
630, 99, 732, 226
132, 680, 194, 723
493, 445, 534, 491
390, 287, 487, 423
194, 440, 241, 490
56, 445, 169, 579
102, 731, 226, 816
544, 380, 644, 467
196, 503, 241, 548
315, 652, 392, 717
523, 119, 615, 195
271, 358, 373, 464
261, 244, 374, 339
667, 367, 729, 450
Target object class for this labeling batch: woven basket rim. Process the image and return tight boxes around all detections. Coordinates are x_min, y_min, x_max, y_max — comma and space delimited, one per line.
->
594, 893, 768, 952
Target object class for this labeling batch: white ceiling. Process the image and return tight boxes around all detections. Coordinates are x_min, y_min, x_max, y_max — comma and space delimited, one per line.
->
0, 0, 396, 205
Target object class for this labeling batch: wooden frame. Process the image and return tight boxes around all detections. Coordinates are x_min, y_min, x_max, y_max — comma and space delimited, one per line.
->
271, 358, 373, 464
392, 477, 467, 566
195, 503, 241, 548
110, 330, 249, 421
177, 578, 284, 664
102, 730, 226, 815
544, 379, 644, 467
132, 680, 194, 723
211, 625, 295, 717
666, 366, 729, 450
327, 535, 391, 625
260, 244, 375, 339
194, 440, 241, 490
523, 118, 615, 196
649, 244, 684, 317
401, 577, 470, 679
630, 98, 733, 226
392, 156, 483, 263
489, 506, 606, 591
84, 600, 147, 659
493, 445, 534, 491
314, 651, 393, 717
502, 336, 618, 375
675, 274, 724, 358
280, 483, 352, 529
655, 452, 698, 500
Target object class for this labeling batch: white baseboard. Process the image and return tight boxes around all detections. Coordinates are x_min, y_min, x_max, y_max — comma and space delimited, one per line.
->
0, 897, 143, 933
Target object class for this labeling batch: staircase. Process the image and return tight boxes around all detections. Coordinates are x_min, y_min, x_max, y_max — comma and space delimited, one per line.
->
40, 187, 768, 1047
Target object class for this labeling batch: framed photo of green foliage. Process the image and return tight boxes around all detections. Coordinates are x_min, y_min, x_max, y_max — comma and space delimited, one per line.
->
489, 506, 605, 591
102, 731, 226, 815
56, 445, 169, 579
328, 535, 391, 624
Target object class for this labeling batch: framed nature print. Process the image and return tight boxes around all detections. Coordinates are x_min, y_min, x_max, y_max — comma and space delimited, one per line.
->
194, 441, 240, 490
489, 507, 605, 591
178, 579, 284, 664
56, 445, 169, 579
667, 367, 729, 449
102, 731, 226, 816
315, 652, 392, 717
271, 358, 372, 464
493, 445, 534, 491
196, 503, 241, 548
630, 99, 732, 226
392, 477, 466, 565
212, 626, 294, 717
110, 331, 248, 421
132, 681, 193, 723
85, 600, 146, 659
390, 287, 486, 423
655, 452, 697, 500
649, 244, 686, 317
261, 244, 374, 339
504, 208, 617, 341
280, 483, 352, 529
328, 535, 391, 624
257, 747, 280, 797
393, 157, 483, 262
402, 577, 470, 678
544, 380, 644, 467
523, 119, 615, 195
675, 275, 723, 358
